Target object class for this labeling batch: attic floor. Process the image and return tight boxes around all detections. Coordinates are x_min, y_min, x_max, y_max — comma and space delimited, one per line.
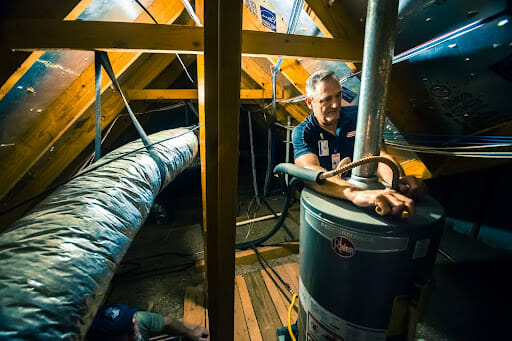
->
105, 182, 512, 340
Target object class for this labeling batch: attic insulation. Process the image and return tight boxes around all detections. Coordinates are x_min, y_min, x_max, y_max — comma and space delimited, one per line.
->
0, 127, 198, 340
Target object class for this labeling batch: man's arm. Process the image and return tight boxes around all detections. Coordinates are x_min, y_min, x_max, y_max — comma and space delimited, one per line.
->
295, 153, 415, 217
161, 316, 208, 341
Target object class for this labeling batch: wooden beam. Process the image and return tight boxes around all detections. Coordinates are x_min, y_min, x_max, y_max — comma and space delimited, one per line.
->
195, 243, 299, 272
3, 20, 362, 61
241, 30, 361, 61
204, 0, 242, 338
127, 89, 198, 100
195, 0, 209, 233
0, 0, 93, 102
126, 88, 277, 100
240, 89, 276, 99
0, 0, 185, 203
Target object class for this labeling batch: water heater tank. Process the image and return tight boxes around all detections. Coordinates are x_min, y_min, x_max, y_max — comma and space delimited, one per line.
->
298, 188, 444, 341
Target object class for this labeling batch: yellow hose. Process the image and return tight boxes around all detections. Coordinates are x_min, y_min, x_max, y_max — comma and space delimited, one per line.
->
288, 293, 298, 341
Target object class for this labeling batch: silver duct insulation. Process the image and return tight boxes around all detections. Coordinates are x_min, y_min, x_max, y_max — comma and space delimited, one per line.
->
0, 128, 198, 340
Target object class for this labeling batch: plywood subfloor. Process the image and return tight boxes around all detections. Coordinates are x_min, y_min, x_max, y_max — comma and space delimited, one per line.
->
183, 262, 299, 341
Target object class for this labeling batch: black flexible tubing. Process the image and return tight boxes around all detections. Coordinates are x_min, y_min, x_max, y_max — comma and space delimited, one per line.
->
260, 197, 296, 241
236, 178, 299, 250
252, 246, 294, 297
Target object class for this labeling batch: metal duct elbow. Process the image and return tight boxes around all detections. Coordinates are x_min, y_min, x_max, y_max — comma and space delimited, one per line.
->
0, 127, 198, 340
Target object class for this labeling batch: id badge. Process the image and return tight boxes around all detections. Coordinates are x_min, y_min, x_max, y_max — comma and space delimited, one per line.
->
318, 140, 329, 156
331, 153, 341, 170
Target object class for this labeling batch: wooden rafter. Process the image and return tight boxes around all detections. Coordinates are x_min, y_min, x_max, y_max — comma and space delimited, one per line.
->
241, 57, 309, 123
242, 5, 311, 119
50, 55, 197, 192
0, 0, 94, 102
302, 1, 358, 72
0, 53, 185, 229
0, 0, 186, 203
3, 20, 362, 61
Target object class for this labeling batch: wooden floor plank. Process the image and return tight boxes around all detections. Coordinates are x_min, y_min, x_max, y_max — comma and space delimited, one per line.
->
244, 271, 283, 340
234, 282, 251, 341
261, 270, 296, 325
236, 276, 263, 341
275, 263, 299, 295
184, 284, 208, 327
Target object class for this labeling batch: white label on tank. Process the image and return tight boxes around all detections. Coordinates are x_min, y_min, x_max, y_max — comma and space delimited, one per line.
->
300, 278, 386, 341
413, 238, 430, 259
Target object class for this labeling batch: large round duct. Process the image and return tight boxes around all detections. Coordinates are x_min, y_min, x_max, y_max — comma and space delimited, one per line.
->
0, 128, 198, 340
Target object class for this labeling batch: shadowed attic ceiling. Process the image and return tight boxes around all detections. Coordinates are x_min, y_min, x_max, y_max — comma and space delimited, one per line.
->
0, 0, 511, 229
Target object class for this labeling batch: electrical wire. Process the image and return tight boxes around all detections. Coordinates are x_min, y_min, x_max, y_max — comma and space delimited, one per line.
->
384, 141, 512, 158
236, 178, 300, 250
252, 246, 298, 340
383, 132, 512, 145
179, 0, 202, 26
132, 0, 195, 84
288, 294, 298, 341
0, 125, 202, 217
252, 246, 294, 297
79, 102, 188, 172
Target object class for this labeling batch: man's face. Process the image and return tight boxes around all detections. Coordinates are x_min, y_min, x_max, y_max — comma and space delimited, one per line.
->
306, 77, 342, 127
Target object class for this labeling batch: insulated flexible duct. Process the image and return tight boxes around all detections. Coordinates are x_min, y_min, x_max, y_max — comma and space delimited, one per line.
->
0, 127, 198, 340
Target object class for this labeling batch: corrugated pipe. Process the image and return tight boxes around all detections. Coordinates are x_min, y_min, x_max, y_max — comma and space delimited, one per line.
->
0, 127, 198, 340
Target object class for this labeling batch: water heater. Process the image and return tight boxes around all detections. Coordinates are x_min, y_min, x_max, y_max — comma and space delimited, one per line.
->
297, 188, 444, 341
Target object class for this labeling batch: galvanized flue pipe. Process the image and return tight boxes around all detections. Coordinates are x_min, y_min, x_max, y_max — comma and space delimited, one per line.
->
351, 0, 400, 187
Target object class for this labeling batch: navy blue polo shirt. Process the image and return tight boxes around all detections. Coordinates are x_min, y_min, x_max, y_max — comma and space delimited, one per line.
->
86, 304, 140, 340
292, 106, 358, 171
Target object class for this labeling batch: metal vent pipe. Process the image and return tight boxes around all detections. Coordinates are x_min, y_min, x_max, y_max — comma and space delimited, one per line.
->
351, 0, 400, 188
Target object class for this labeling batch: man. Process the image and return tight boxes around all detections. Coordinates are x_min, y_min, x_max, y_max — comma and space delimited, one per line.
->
292, 70, 425, 217
86, 303, 209, 341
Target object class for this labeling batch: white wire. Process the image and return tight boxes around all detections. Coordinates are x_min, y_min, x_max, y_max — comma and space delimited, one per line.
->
385, 140, 512, 150
385, 142, 512, 158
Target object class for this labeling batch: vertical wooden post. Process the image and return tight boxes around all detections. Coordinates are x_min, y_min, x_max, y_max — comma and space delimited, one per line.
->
196, 1, 208, 231
203, 0, 243, 340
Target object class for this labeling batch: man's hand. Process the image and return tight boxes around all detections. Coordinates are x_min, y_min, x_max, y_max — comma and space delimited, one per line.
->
398, 175, 426, 201
345, 187, 415, 217
184, 323, 209, 341
162, 317, 209, 341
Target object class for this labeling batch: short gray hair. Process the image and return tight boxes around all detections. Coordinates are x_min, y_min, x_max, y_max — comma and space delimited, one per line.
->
305, 70, 339, 98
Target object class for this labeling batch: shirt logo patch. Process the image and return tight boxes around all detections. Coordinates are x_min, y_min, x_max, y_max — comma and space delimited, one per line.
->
105, 307, 120, 320
346, 130, 356, 138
